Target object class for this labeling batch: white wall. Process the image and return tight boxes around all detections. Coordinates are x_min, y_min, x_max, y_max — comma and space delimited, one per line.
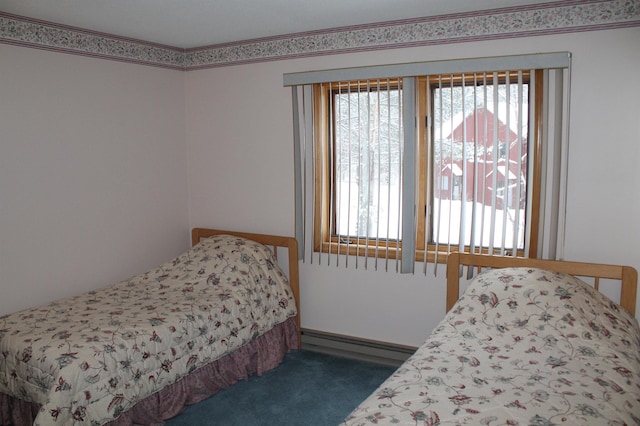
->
1, 28, 637, 346
0, 45, 190, 315
186, 28, 640, 346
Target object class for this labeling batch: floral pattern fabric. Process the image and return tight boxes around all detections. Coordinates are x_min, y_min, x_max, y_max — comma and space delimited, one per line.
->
342, 267, 640, 425
0, 235, 297, 425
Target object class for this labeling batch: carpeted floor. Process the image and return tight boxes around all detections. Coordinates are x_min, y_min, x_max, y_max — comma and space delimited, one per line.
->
165, 350, 397, 426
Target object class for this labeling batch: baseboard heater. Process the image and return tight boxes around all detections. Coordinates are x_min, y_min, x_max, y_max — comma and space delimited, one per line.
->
300, 328, 417, 367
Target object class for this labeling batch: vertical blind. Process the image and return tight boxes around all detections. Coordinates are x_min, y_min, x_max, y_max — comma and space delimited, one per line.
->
286, 53, 572, 274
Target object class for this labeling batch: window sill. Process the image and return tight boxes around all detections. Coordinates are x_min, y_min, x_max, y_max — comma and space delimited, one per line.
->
314, 241, 523, 264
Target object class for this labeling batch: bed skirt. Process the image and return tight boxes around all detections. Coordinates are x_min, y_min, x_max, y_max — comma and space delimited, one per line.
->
0, 317, 299, 426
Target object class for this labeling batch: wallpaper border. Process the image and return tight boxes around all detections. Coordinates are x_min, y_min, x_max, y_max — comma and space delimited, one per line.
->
1, 0, 639, 70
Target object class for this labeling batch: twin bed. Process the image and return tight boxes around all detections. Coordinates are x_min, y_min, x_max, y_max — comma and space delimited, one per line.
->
343, 253, 640, 425
1, 228, 300, 425
2, 227, 639, 425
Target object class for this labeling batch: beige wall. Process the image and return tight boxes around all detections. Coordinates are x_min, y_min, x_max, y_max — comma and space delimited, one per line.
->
1, 27, 637, 346
185, 28, 640, 345
0, 45, 189, 315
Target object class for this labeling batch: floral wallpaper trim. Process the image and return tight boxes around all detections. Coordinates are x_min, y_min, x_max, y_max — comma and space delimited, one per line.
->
1, 0, 639, 70
184, 0, 640, 69
0, 12, 185, 70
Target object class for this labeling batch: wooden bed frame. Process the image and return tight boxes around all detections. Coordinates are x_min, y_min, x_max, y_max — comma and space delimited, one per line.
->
191, 228, 301, 342
446, 253, 638, 316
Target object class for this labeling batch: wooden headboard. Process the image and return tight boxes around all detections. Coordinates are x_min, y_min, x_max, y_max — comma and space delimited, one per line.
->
191, 228, 301, 343
446, 253, 638, 316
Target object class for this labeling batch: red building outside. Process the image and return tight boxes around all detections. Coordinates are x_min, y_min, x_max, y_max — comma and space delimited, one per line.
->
435, 107, 527, 210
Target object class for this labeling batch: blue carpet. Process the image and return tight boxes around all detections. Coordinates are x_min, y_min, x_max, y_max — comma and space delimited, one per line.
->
165, 350, 397, 426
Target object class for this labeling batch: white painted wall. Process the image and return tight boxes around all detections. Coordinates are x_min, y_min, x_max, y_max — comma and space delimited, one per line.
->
0, 45, 190, 315
1, 28, 637, 347
186, 28, 640, 346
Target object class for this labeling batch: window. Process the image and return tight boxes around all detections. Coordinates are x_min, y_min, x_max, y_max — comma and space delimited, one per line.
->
422, 72, 532, 260
287, 53, 571, 272
314, 80, 404, 262
313, 71, 535, 263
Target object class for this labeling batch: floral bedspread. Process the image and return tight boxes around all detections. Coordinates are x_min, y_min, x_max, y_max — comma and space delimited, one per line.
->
343, 267, 640, 425
0, 235, 297, 425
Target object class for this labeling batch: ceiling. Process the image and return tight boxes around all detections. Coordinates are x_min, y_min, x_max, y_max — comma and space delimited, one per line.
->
0, 0, 558, 49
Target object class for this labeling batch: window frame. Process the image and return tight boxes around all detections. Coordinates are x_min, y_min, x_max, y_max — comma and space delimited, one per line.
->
313, 70, 544, 263
313, 81, 403, 260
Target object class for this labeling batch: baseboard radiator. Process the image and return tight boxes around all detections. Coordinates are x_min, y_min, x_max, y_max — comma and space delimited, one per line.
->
300, 328, 417, 367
